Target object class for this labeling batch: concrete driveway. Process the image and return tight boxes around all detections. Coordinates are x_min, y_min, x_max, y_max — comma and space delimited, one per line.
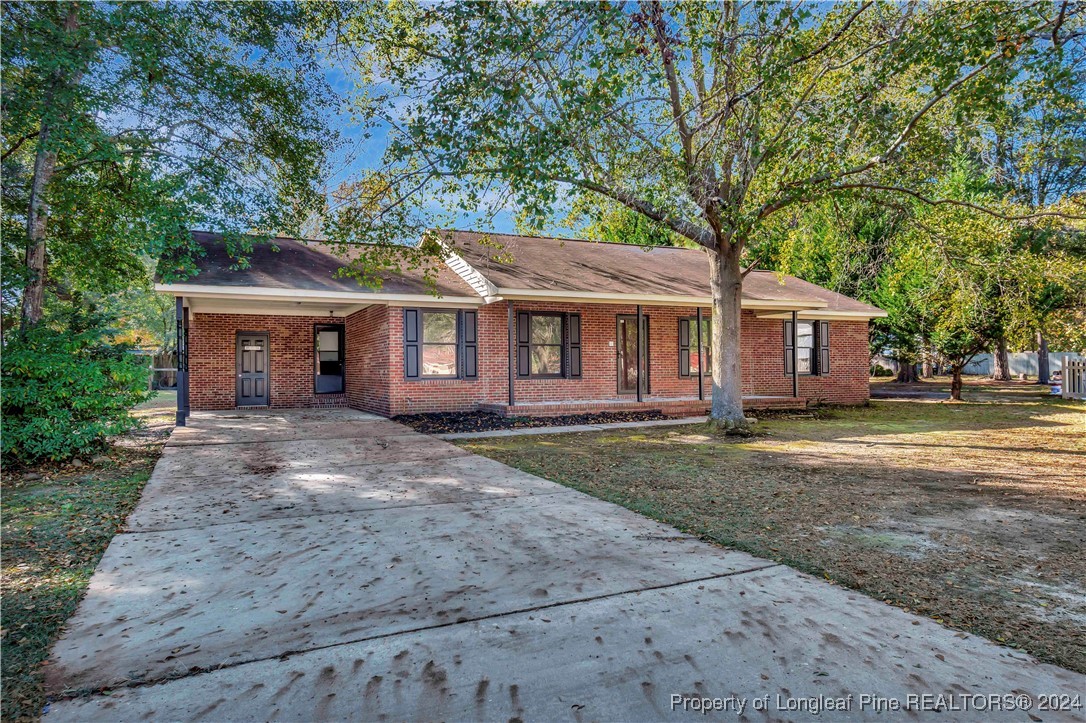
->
47, 410, 1082, 721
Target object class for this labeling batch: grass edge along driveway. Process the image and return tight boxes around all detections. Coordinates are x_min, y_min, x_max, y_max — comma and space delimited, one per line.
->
457, 390, 1086, 674
1, 394, 172, 722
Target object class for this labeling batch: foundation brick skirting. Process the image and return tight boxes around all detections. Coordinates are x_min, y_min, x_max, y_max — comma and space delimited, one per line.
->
188, 302, 870, 415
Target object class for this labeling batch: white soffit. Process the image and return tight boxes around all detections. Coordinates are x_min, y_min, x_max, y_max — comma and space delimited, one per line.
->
156, 283, 483, 308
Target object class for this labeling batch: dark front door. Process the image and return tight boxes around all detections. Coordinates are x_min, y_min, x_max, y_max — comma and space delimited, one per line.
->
236, 333, 270, 406
617, 315, 649, 395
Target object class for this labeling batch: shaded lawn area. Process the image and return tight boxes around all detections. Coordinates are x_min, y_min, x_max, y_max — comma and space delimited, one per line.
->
458, 385, 1086, 674
1, 395, 173, 722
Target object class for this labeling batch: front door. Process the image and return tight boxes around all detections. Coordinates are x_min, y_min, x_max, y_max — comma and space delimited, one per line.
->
236, 333, 270, 406
617, 315, 649, 395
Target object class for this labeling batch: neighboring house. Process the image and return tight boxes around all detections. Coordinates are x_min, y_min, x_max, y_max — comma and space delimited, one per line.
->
156, 231, 886, 421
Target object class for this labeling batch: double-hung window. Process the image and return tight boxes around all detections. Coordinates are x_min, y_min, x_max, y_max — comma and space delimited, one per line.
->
678, 317, 712, 377
403, 309, 478, 380
516, 311, 582, 378
784, 320, 830, 376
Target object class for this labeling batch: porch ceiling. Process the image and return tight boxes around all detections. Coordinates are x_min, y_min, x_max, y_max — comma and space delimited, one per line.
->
183, 296, 369, 318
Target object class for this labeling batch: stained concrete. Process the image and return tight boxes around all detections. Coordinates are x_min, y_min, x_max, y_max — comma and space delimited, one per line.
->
50, 569, 1084, 722
46, 409, 1085, 721
127, 456, 568, 531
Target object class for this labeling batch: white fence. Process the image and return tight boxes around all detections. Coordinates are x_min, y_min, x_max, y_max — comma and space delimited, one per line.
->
961, 352, 1084, 377
1064, 360, 1086, 400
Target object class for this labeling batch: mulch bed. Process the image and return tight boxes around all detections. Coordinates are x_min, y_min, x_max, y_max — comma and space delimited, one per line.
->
392, 409, 675, 434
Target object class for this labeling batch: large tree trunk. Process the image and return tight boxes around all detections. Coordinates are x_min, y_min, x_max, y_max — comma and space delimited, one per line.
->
707, 241, 747, 430
896, 361, 918, 383
20, 3, 81, 329
921, 354, 933, 379
949, 364, 965, 400
21, 132, 57, 327
992, 337, 1010, 381
1036, 332, 1050, 385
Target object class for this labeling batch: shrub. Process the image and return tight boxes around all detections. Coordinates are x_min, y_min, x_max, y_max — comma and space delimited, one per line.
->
871, 365, 895, 377
2, 310, 150, 464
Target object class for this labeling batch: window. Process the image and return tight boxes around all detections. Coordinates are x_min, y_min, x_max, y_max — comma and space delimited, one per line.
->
422, 311, 458, 377
314, 324, 344, 393
517, 311, 581, 378
403, 309, 478, 380
797, 321, 815, 374
679, 317, 711, 377
529, 314, 563, 376
784, 320, 830, 376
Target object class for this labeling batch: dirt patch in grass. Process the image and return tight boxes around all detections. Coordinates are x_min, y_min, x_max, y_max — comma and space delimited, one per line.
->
1, 397, 173, 721
459, 384, 1086, 673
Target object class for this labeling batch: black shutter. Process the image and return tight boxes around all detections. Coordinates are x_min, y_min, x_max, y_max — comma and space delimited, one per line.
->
462, 310, 478, 379
568, 314, 582, 378
818, 321, 830, 376
783, 320, 795, 376
678, 318, 691, 377
517, 311, 530, 377
404, 308, 421, 379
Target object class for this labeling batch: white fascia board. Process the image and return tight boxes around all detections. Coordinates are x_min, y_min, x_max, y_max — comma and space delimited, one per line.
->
155, 283, 483, 307
755, 309, 888, 320
496, 287, 827, 310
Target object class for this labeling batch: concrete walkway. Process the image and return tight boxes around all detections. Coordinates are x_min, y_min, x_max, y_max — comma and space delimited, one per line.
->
46, 410, 1082, 721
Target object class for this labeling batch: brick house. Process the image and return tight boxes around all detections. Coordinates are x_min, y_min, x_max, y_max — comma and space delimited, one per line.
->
158, 231, 885, 422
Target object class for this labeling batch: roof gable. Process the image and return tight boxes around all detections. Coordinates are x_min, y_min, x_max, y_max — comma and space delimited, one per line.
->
440, 231, 884, 315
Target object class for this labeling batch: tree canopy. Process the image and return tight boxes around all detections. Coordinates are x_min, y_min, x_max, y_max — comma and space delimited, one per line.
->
320, 0, 1084, 424
1, 0, 336, 331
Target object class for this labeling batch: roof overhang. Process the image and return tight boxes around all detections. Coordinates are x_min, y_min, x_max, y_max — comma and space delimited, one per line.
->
494, 287, 827, 311
755, 309, 888, 320
156, 283, 484, 313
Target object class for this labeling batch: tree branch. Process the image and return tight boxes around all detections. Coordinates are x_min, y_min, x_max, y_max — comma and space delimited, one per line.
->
833, 183, 1086, 221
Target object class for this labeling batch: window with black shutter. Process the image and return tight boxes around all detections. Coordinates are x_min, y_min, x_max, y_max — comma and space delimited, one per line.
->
678, 317, 711, 377
567, 313, 582, 378
818, 320, 830, 376
404, 308, 477, 380
784, 319, 829, 376
517, 311, 581, 379
461, 310, 478, 379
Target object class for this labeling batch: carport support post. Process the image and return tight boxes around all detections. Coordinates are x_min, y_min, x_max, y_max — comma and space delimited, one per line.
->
183, 305, 190, 419
636, 304, 643, 403
696, 307, 704, 401
175, 296, 187, 427
507, 303, 515, 407
791, 310, 799, 399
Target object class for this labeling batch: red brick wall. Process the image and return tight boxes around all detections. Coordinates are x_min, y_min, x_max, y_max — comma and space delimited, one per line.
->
188, 303, 870, 413
189, 313, 344, 410
344, 305, 391, 416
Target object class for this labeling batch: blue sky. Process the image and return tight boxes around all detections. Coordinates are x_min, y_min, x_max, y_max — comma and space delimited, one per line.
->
319, 59, 522, 237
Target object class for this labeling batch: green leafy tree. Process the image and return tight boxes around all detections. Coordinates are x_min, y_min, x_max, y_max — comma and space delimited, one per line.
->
873, 160, 1085, 399
1, 304, 149, 463
561, 195, 682, 247
975, 38, 1086, 381
322, 1, 1081, 429
1, 1, 334, 329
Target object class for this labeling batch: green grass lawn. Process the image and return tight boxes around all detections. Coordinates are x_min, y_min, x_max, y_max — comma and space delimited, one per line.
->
1, 399, 172, 722
458, 383, 1086, 673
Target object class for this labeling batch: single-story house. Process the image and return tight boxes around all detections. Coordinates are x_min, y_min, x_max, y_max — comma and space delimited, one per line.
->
157, 230, 885, 423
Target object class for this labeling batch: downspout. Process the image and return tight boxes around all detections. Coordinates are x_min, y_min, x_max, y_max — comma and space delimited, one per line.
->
791, 310, 799, 399
636, 304, 644, 403
696, 307, 704, 402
